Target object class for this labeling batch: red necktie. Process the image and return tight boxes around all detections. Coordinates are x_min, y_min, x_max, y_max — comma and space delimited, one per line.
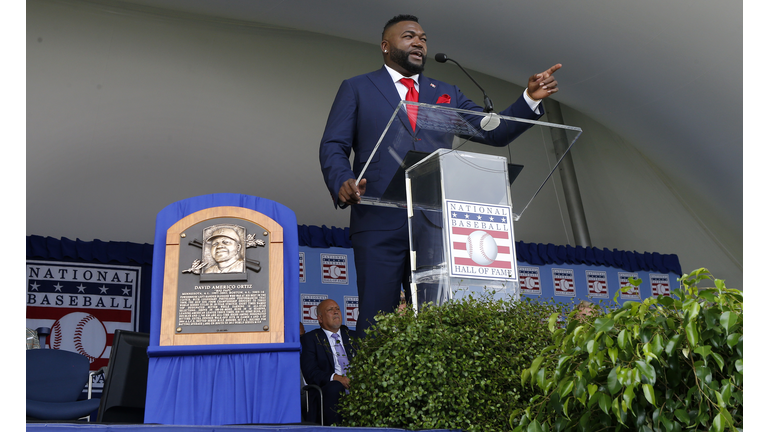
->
400, 78, 418, 131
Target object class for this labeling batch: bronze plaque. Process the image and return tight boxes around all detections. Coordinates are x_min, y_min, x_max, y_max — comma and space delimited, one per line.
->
175, 218, 270, 334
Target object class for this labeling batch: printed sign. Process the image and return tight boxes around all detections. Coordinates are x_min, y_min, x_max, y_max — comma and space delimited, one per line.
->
618, 272, 641, 299
518, 266, 541, 295
446, 200, 517, 281
586, 270, 609, 299
650, 273, 671, 297
344, 295, 359, 329
301, 294, 327, 325
321, 253, 348, 285
26, 261, 140, 371
552, 268, 576, 297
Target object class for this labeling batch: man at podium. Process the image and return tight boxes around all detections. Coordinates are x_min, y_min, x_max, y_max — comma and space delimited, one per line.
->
319, 14, 562, 336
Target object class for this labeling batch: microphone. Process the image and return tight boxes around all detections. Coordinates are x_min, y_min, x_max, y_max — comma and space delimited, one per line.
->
435, 53, 494, 113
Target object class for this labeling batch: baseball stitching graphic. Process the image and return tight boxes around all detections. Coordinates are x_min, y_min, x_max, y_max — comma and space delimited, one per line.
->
49, 312, 108, 362
467, 230, 498, 266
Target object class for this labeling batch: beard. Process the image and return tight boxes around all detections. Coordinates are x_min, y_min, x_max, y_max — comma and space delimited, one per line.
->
390, 46, 426, 75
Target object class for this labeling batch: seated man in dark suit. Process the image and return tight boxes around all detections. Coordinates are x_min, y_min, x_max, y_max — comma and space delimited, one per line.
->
300, 299, 356, 425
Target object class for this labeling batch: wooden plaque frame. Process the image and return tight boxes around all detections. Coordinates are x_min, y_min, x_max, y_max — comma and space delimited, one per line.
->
159, 206, 285, 346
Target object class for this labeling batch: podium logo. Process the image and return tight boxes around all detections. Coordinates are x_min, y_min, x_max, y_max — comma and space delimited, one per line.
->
321, 254, 348, 285
446, 200, 517, 281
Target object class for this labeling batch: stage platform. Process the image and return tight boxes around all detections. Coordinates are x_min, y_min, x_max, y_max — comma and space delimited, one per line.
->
26, 424, 459, 432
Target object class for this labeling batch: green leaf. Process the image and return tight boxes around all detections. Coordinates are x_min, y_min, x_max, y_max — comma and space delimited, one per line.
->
529, 356, 544, 377
535, 367, 546, 390
559, 379, 574, 399
548, 313, 560, 332
588, 384, 598, 397
712, 412, 724, 432
735, 359, 743, 373
710, 352, 725, 371
527, 419, 543, 432
684, 321, 699, 347
720, 311, 738, 334
607, 367, 622, 395
665, 334, 682, 355
617, 329, 629, 350
598, 392, 611, 415
726, 332, 741, 348
595, 317, 615, 333
673, 408, 690, 425
586, 339, 595, 354
650, 334, 664, 357
693, 345, 712, 359
642, 383, 656, 406
608, 347, 618, 365
635, 360, 657, 384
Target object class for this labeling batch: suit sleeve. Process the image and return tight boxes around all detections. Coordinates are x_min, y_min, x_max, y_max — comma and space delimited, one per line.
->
300, 331, 332, 388
453, 87, 544, 147
319, 80, 359, 207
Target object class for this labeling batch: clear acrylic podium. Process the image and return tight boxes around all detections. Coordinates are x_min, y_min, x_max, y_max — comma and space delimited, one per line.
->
357, 101, 582, 312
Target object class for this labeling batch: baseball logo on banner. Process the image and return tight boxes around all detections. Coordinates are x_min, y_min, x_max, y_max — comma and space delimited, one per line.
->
344, 295, 359, 329
650, 273, 671, 297
445, 200, 517, 281
26, 261, 140, 371
586, 270, 609, 299
301, 294, 327, 325
299, 252, 306, 283
321, 253, 348, 285
618, 272, 641, 299
552, 268, 576, 297
518, 266, 541, 295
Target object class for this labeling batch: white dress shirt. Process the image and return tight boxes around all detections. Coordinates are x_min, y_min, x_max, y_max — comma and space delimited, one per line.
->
322, 327, 346, 381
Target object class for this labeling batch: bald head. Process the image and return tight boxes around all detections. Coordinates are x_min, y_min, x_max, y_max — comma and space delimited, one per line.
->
317, 299, 343, 332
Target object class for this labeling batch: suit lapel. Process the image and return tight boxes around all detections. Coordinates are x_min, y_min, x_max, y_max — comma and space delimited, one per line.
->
316, 330, 335, 368
418, 75, 438, 105
368, 67, 414, 136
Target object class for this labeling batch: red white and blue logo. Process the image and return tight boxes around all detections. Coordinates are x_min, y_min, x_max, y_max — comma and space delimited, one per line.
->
586, 270, 609, 299
26, 261, 140, 371
650, 273, 671, 297
344, 295, 359, 329
552, 268, 576, 297
518, 266, 541, 295
446, 200, 517, 281
321, 253, 348, 285
618, 272, 641, 299
301, 294, 328, 325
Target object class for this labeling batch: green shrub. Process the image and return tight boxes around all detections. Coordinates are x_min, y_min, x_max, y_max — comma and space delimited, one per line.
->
340, 295, 563, 431
515, 268, 743, 432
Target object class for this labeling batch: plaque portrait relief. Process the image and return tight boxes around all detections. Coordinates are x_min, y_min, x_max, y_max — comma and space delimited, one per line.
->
204, 225, 245, 274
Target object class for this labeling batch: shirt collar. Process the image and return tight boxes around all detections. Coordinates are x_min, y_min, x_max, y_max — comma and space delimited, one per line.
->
384, 64, 420, 88
322, 327, 340, 340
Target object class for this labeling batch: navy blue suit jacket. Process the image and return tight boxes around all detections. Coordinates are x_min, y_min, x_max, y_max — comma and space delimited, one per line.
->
300, 326, 357, 388
319, 66, 544, 236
